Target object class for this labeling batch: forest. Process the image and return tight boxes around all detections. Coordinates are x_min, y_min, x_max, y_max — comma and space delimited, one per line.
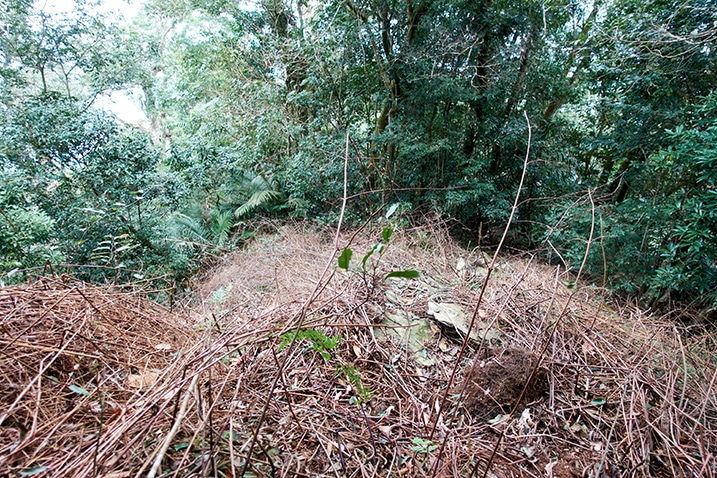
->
1, 0, 716, 311
2, 1, 717, 477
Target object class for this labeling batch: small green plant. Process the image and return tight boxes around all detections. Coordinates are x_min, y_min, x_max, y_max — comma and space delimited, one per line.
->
278, 329, 373, 404
339, 225, 418, 279
410, 437, 438, 454
337, 209, 420, 291
278, 328, 341, 360
338, 364, 373, 404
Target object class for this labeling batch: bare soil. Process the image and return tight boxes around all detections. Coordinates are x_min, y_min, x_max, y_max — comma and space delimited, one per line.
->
457, 347, 548, 419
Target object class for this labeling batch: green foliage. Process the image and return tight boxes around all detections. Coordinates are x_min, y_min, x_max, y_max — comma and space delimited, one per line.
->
532, 0, 717, 309
410, 437, 438, 454
338, 364, 373, 404
0, 3, 190, 287
233, 172, 284, 217
647, 94, 717, 305
174, 209, 234, 250
541, 93, 717, 307
0, 87, 191, 285
0, 205, 60, 271
278, 328, 341, 361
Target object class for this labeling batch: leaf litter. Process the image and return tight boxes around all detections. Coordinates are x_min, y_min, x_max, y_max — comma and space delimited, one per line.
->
0, 221, 715, 477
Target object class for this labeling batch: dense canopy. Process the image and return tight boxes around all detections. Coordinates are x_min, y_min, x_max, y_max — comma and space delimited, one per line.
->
1, 0, 716, 311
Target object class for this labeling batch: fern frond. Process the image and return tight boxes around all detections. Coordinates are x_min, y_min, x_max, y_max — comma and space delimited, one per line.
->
210, 210, 234, 246
235, 189, 281, 217
174, 214, 210, 243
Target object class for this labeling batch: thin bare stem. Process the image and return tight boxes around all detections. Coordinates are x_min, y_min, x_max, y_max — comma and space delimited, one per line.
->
239, 132, 351, 476
429, 111, 533, 476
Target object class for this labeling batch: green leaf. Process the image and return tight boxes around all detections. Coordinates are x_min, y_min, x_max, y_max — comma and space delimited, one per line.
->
382, 226, 394, 243
410, 437, 438, 453
20, 466, 49, 476
361, 244, 383, 269
338, 248, 352, 270
385, 269, 419, 279
488, 414, 504, 424
590, 398, 606, 406
68, 384, 90, 396
235, 189, 281, 216
562, 280, 576, 290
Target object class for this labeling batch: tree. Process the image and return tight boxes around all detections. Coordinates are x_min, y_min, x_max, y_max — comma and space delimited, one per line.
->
0, 1, 188, 285
539, 0, 717, 306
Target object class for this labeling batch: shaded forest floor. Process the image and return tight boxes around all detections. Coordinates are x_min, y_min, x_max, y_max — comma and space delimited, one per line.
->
1, 222, 716, 477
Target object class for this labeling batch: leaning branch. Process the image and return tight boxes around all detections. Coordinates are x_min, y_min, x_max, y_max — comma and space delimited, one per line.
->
146, 374, 200, 478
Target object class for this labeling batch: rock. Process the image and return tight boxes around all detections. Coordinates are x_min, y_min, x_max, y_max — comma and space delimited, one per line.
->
427, 301, 501, 343
374, 310, 436, 367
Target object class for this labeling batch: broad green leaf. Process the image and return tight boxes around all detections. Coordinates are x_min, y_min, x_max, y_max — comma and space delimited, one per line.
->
20, 466, 49, 476
382, 227, 394, 243
338, 248, 353, 270
385, 269, 420, 279
68, 384, 90, 396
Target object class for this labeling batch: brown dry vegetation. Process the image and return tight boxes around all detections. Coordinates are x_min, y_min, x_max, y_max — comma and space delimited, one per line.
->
1, 222, 716, 477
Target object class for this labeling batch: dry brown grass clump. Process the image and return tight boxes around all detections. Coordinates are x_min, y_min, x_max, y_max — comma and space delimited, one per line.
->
1, 222, 716, 477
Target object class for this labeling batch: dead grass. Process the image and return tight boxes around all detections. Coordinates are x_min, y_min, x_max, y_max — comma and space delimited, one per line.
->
1, 222, 715, 477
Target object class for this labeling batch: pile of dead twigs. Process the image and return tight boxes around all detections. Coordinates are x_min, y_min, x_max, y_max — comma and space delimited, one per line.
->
1, 224, 715, 477
0, 276, 193, 476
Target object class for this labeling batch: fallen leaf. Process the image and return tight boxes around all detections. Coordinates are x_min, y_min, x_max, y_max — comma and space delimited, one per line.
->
518, 408, 534, 433
545, 461, 556, 478
126, 371, 159, 389
159, 387, 180, 401
19, 466, 49, 476
68, 384, 90, 396
488, 414, 504, 424
378, 425, 393, 437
